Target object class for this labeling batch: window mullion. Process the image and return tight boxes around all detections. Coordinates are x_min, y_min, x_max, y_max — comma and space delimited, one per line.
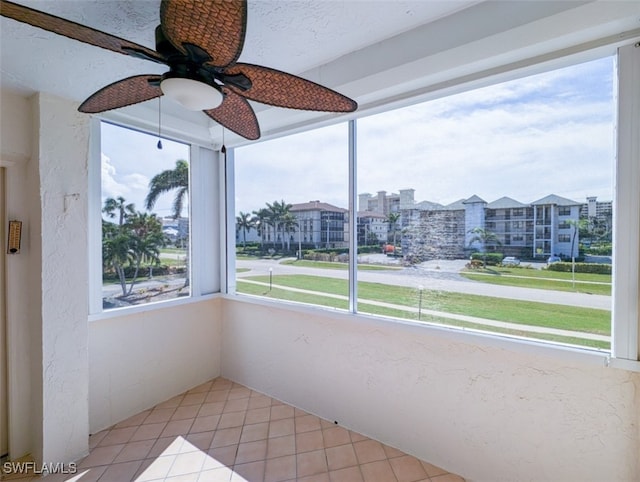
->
612, 43, 640, 361
348, 120, 358, 313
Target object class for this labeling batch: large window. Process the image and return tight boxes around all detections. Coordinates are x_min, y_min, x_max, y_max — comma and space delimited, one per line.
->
91, 120, 221, 316
99, 122, 191, 310
231, 52, 632, 354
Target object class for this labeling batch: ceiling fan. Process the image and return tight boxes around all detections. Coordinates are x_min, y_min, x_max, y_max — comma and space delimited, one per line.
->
0, 0, 358, 140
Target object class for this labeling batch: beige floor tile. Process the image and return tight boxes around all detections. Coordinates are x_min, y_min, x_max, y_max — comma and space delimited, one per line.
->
240, 421, 270, 443
115, 410, 151, 428
145, 407, 177, 424
181, 392, 208, 406
228, 387, 252, 400
270, 404, 295, 421
172, 404, 201, 421
78, 443, 125, 467
161, 419, 195, 438
190, 414, 221, 434
421, 461, 449, 478
98, 460, 142, 482
130, 422, 167, 442
353, 440, 387, 464
264, 454, 296, 482
217, 411, 246, 430
232, 460, 266, 481
98, 426, 137, 446
297, 449, 328, 478
267, 435, 296, 459
223, 397, 250, 413
113, 439, 155, 463
329, 466, 364, 482
67, 378, 466, 482
235, 439, 268, 465
268, 418, 295, 438
389, 455, 429, 482
323, 427, 351, 448
360, 459, 398, 482
248, 395, 273, 410
211, 427, 242, 448
206, 445, 239, 469
296, 430, 324, 453
167, 450, 207, 477
325, 444, 358, 471
296, 414, 322, 434
245, 407, 271, 424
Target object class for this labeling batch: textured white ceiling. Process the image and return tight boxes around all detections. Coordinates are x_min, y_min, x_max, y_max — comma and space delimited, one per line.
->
2, 0, 639, 145
0, 0, 479, 99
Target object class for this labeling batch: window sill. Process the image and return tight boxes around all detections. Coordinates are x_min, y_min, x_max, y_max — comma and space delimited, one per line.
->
88, 292, 222, 322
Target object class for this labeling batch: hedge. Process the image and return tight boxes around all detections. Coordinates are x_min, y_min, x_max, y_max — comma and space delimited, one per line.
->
545, 262, 611, 275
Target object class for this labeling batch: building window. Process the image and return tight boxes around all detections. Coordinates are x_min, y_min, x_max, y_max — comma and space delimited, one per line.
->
231, 53, 623, 354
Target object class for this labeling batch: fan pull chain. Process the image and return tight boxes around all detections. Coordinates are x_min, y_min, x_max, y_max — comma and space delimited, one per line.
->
157, 96, 163, 150
221, 128, 226, 155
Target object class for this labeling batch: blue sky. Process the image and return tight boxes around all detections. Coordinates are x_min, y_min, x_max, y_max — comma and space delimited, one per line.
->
235, 55, 615, 214
101, 55, 615, 218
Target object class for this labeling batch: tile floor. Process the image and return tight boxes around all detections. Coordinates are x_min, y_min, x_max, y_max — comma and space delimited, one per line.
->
2, 378, 464, 482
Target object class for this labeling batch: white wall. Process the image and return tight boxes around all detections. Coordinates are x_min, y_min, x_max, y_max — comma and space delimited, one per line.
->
221, 297, 640, 482
89, 298, 223, 434
2, 92, 37, 460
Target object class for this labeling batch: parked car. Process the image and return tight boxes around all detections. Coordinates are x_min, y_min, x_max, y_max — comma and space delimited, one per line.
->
502, 256, 521, 266
547, 255, 561, 264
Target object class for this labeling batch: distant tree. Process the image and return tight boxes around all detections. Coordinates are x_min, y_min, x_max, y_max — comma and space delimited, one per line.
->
467, 227, 501, 267
236, 211, 255, 249
103, 196, 135, 226
252, 208, 270, 249
387, 212, 401, 247
265, 200, 293, 251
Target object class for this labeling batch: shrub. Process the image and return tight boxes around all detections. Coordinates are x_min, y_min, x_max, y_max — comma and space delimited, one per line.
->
470, 252, 503, 266
545, 262, 611, 275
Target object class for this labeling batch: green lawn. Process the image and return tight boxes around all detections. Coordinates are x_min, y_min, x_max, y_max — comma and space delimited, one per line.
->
460, 267, 611, 295
237, 274, 611, 337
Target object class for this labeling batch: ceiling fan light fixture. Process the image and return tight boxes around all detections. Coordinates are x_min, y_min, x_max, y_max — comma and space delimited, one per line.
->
160, 76, 223, 111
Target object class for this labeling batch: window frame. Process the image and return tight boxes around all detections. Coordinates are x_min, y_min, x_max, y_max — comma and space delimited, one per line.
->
227, 43, 640, 366
88, 118, 224, 319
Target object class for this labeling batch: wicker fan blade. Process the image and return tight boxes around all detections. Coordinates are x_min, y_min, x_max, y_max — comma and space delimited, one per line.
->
79, 75, 162, 113
225, 63, 357, 112
0, 0, 165, 63
160, 0, 246, 68
204, 88, 260, 140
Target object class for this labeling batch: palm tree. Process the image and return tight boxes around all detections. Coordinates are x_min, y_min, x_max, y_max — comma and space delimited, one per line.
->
266, 200, 293, 251
125, 212, 166, 295
103, 196, 135, 225
467, 227, 501, 267
387, 212, 401, 247
252, 208, 270, 250
236, 211, 255, 249
145, 159, 189, 219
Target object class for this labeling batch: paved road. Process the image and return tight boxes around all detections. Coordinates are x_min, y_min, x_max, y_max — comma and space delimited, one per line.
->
236, 257, 611, 311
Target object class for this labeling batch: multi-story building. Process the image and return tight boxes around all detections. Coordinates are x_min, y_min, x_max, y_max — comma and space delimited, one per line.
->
356, 211, 388, 245
289, 201, 349, 249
